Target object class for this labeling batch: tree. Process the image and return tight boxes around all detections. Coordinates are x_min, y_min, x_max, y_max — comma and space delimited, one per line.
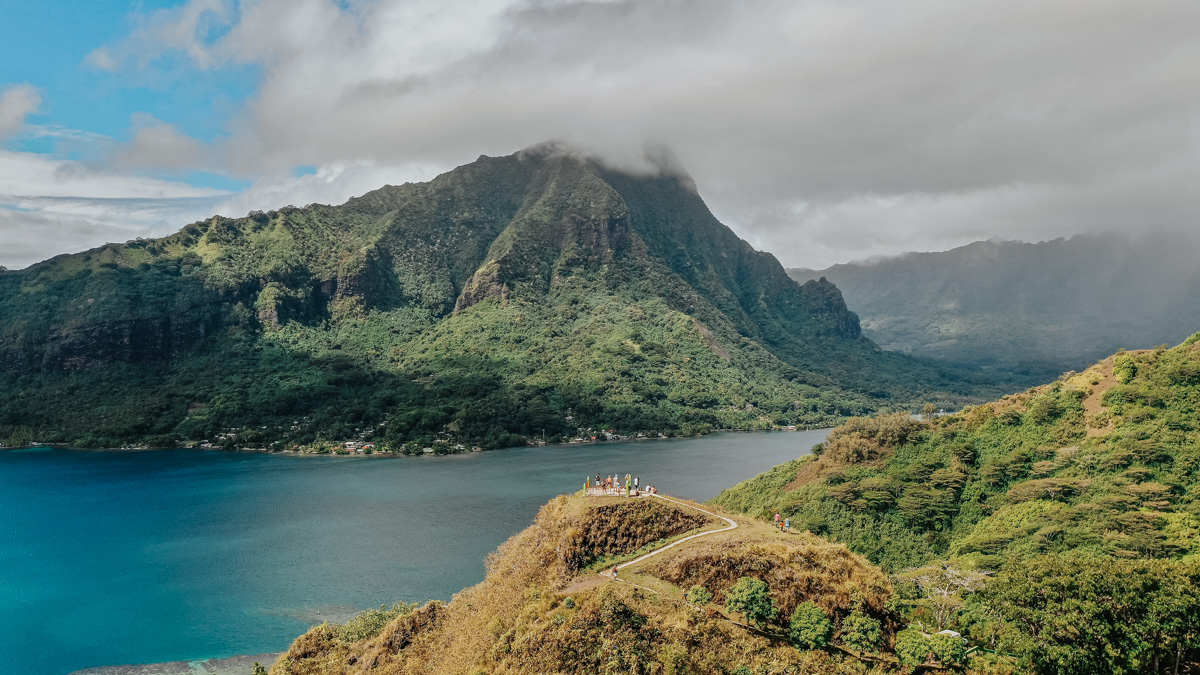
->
981, 555, 1200, 674
898, 562, 989, 630
928, 632, 966, 667
789, 601, 833, 650
725, 577, 777, 629
922, 402, 939, 418
840, 610, 882, 654
895, 627, 931, 666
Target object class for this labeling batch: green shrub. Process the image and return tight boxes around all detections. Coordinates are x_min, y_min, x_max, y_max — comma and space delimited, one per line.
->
894, 627, 931, 666
788, 601, 833, 650
928, 632, 966, 666
338, 602, 417, 642
840, 610, 882, 653
687, 585, 713, 605
725, 577, 777, 628
1114, 354, 1138, 384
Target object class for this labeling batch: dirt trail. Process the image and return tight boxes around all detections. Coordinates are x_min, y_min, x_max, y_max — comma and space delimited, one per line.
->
602, 494, 738, 581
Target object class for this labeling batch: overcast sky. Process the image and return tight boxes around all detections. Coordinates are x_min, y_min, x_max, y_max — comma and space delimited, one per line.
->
1, 0, 1197, 270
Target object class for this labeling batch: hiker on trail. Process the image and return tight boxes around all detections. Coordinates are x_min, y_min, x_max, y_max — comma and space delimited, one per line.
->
784, 517, 791, 533
611, 567, 618, 580
774, 512, 781, 528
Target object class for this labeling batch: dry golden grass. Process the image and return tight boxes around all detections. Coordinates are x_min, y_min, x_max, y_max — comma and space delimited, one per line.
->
269, 495, 894, 675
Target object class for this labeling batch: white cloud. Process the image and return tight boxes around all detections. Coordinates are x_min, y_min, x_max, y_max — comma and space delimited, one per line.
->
0, 84, 41, 139
0, 150, 230, 269
54, 0, 1200, 267
112, 113, 209, 171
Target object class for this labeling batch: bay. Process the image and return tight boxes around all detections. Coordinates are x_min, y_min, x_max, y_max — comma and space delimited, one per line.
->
0, 430, 825, 675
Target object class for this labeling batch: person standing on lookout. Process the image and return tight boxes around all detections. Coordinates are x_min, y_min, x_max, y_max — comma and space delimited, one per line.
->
634, 476, 640, 489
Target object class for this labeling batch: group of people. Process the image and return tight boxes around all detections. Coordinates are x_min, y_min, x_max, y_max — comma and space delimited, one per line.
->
773, 512, 791, 533
586, 472, 658, 497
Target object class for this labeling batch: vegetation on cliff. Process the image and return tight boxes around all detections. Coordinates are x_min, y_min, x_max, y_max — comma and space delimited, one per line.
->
0, 145, 988, 450
716, 334, 1200, 673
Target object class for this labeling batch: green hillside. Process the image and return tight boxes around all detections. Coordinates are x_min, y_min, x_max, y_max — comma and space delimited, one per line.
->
716, 335, 1200, 672
0, 145, 985, 450
790, 234, 1200, 381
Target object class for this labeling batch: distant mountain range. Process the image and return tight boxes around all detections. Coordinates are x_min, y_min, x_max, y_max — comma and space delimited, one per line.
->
0, 144, 985, 450
789, 233, 1200, 380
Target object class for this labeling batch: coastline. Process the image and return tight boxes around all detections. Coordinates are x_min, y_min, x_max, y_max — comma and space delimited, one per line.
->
3, 427, 831, 457
67, 653, 281, 675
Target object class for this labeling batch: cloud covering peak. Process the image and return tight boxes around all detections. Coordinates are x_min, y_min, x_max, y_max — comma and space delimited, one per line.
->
5, 0, 1200, 269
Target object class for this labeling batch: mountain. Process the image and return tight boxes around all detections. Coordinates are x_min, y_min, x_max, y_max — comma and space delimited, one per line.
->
789, 234, 1200, 381
0, 144, 984, 450
715, 334, 1200, 672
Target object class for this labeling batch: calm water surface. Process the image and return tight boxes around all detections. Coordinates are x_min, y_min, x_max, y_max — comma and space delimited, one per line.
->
0, 430, 825, 674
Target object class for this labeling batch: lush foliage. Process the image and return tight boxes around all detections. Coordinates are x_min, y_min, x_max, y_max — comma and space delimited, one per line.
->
788, 601, 833, 650
839, 609, 882, 654
0, 147, 990, 450
977, 555, 1200, 675
725, 576, 778, 629
716, 336, 1200, 573
717, 335, 1200, 671
894, 627, 931, 666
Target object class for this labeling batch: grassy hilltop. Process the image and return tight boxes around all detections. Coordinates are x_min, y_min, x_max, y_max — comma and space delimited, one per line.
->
716, 334, 1200, 673
0, 144, 985, 450
269, 495, 898, 675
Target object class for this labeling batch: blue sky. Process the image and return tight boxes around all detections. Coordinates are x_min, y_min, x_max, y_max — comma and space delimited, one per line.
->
0, 0, 254, 189
0, 1, 1195, 271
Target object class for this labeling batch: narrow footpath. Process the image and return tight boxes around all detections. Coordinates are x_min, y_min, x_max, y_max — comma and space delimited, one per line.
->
601, 493, 738, 585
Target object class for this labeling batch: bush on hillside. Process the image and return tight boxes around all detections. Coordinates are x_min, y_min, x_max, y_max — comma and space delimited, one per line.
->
894, 627, 931, 666
725, 577, 777, 629
788, 601, 833, 650
687, 585, 713, 605
840, 610, 882, 654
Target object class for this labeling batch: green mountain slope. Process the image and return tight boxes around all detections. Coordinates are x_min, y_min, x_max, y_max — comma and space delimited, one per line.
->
0, 144, 983, 450
716, 333, 1200, 572
715, 334, 1200, 673
789, 234, 1200, 381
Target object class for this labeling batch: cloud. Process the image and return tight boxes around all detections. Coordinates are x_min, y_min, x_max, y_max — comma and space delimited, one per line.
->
112, 113, 209, 171
0, 84, 41, 139
85, 0, 233, 71
0, 149, 230, 269
65, 0, 1200, 267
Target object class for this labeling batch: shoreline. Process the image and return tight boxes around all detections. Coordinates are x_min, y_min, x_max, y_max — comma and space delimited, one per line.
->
3, 427, 832, 457
67, 652, 282, 675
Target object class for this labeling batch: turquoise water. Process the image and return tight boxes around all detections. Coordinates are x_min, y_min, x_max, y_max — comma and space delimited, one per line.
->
0, 430, 824, 674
